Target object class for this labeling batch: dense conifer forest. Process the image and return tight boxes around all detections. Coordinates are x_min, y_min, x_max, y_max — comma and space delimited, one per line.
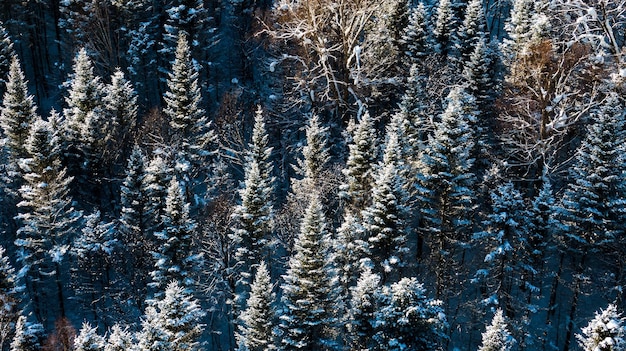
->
0, 0, 626, 350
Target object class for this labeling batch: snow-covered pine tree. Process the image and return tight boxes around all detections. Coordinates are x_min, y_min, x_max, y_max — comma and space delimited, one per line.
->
160, 0, 209, 79
142, 155, 173, 237
0, 246, 18, 351
236, 261, 275, 351
417, 85, 477, 297
334, 212, 369, 293
0, 56, 38, 163
453, 0, 487, 64
103, 68, 137, 167
577, 304, 626, 351
462, 37, 495, 118
279, 194, 339, 351
74, 322, 105, 351
231, 106, 274, 288
478, 309, 515, 351
71, 211, 117, 327
362, 128, 409, 282
433, 0, 458, 56
502, 0, 549, 64
104, 324, 133, 351
119, 145, 153, 304
402, 2, 432, 63
137, 281, 205, 351
15, 117, 81, 321
373, 277, 446, 351
150, 177, 201, 294
9, 316, 43, 351
346, 267, 381, 351
557, 92, 626, 254
163, 32, 216, 172
340, 110, 378, 215
296, 113, 330, 185
0, 21, 15, 97
472, 182, 529, 314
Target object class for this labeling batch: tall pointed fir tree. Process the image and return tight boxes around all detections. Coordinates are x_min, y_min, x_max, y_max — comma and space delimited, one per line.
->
556, 93, 626, 350
236, 262, 275, 351
142, 155, 174, 238
556, 92, 626, 262
373, 277, 446, 351
137, 281, 205, 351
478, 309, 515, 351
362, 127, 409, 282
0, 21, 15, 97
74, 322, 105, 351
453, 0, 488, 64
104, 324, 133, 351
71, 211, 117, 327
346, 267, 381, 351
119, 145, 152, 305
0, 57, 38, 164
163, 32, 216, 185
461, 37, 495, 119
433, 0, 458, 56
340, 110, 378, 215
62, 48, 105, 184
150, 177, 201, 294
417, 85, 477, 298
0, 246, 18, 351
15, 117, 81, 323
472, 182, 530, 317
295, 113, 330, 187
9, 315, 43, 351
278, 194, 339, 351
577, 304, 626, 351
231, 106, 274, 289
103, 68, 138, 169
401, 2, 432, 64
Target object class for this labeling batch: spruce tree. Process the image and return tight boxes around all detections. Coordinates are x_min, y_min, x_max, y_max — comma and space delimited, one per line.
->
63, 47, 104, 157
103, 68, 138, 165
373, 277, 446, 351
163, 32, 216, 170
137, 281, 205, 351
472, 182, 529, 313
0, 246, 18, 351
402, 2, 431, 63
347, 267, 381, 351
236, 262, 275, 351
577, 304, 626, 351
9, 316, 43, 351
478, 309, 515, 351
340, 111, 378, 214
142, 155, 173, 237
104, 325, 133, 351
279, 194, 339, 351
296, 113, 330, 184
362, 128, 409, 281
417, 85, 477, 297
74, 322, 105, 351
150, 177, 201, 293
0, 21, 15, 97
461, 37, 496, 127
0, 57, 38, 163
231, 107, 274, 286
433, 0, 457, 56
454, 0, 487, 64
15, 117, 80, 321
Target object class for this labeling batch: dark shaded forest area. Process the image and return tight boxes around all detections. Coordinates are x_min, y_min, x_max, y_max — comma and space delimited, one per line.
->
0, 0, 625, 350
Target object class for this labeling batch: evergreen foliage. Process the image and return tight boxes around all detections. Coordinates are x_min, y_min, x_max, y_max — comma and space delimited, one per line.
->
104, 325, 133, 351
150, 177, 201, 293
137, 281, 205, 351
577, 304, 626, 351
346, 267, 380, 351
0, 21, 15, 94
9, 316, 43, 351
340, 111, 378, 214
0, 57, 38, 163
373, 277, 446, 351
74, 322, 105, 351
236, 262, 275, 351
478, 309, 515, 351
402, 3, 431, 62
278, 194, 338, 351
